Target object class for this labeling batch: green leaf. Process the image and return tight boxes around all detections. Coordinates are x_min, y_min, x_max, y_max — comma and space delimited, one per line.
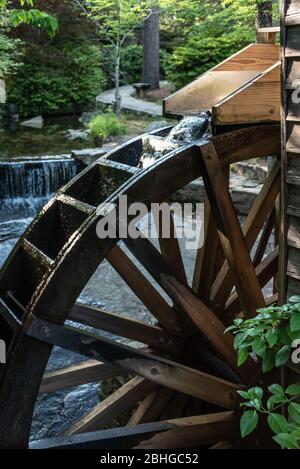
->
233, 318, 244, 326
266, 328, 279, 348
252, 336, 266, 358
289, 295, 300, 304
290, 312, 300, 332
224, 325, 237, 334
237, 348, 248, 367
268, 384, 285, 396
288, 402, 300, 421
267, 413, 290, 434
262, 349, 276, 373
237, 390, 250, 400
279, 327, 292, 346
240, 410, 258, 438
267, 395, 284, 411
286, 383, 300, 396
273, 433, 299, 449
275, 346, 291, 367
234, 333, 247, 351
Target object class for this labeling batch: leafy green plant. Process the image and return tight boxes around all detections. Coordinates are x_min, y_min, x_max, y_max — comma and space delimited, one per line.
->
88, 113, 127, 145
238, 384, 300, 449
226, 297, 300, 449
226, 296, 300, 373
8, 43, 106, 117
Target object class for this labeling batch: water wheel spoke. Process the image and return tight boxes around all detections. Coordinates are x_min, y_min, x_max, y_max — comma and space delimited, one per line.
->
26, 316, 241, 409
209, 161, 280, 314
200, 141, 266, 318
192, 180, 227, 304
30, 411, 235, 450
106, 244, 182, 334
153, 208, 187, 285
225, 246, 279, 322
134, 412, 236, 449
253, 208, 276, 267
39, 360, 122, 395
209, 440, 233, 449
64, 376, 157, 436
69, 303, 183, 355
124, 235, 257, 382
127, 387, 174, 426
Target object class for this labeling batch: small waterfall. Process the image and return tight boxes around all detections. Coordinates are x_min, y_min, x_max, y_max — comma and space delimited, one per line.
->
140, 114, 212, 169
0, 158, 77, 200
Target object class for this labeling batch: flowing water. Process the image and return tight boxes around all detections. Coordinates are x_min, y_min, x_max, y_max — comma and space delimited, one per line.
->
0, 115, 209, 440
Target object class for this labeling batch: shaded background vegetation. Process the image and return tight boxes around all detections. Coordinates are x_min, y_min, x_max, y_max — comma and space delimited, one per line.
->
1, 0, 279, 117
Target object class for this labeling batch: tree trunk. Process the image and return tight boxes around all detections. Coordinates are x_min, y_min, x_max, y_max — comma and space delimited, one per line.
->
256, 1, 273, 42
114, 50, 121, 118
143, 6, 160, 90
256, 1, 273, 27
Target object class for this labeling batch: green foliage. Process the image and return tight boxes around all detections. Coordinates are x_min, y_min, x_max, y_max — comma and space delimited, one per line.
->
8, 43, 106, 117
102, 44, 143, 87
225, 298, 300, 373
88, 113, 127, 144
237, 384, 300, 449
227, 297, 300, 449
1, 0, 57, 37
162, 0, 279, 89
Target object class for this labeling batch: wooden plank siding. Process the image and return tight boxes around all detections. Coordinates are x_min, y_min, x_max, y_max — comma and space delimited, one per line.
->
282, 0, 300, 299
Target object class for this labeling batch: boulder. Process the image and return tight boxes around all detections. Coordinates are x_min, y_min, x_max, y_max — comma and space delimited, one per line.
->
65, 129, 90, 141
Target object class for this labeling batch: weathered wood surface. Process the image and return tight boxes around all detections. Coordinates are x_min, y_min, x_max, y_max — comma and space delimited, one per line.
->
31, 412, 235, 450
64, 377, 157, 435
214, 63, 280, 124
26, 317, 241, 410
40, 360, 122, 395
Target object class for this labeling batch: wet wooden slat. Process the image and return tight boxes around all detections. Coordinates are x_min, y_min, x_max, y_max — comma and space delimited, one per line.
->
39, 360, 122, 394
69, 303, 183, 355
210, 162, 280, 313
200, 141, 266, 317
31, 412, 235, 450
64, 377, 157, 436
26, 317, 241, 410
106, 245, 182, 334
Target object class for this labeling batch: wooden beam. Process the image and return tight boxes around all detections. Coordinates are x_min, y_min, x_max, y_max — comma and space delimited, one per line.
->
123, 235, 255, 382
127, 387, 174, 426
253, 209, 275, 267
135, 412, 235, 449
106, 245, 182, 334
210, 162, 280, 314
30, 412, 235, 450
26, 317, 241, 410
69, 303, 183, 356
154, 208, 187, 285
64, 376, 157, 435
224, 246, 279, 323
39, 360, 122, 395
200, 142, 266, 318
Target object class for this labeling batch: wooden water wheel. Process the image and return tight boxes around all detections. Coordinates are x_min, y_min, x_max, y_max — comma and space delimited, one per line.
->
0, 124, 281, 449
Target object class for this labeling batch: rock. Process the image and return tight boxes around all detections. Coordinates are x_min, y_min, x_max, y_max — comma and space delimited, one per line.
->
20, 116, 44, 129
65, 129, 90, 141
144, 120, 169, 133
0, 80, 6, 104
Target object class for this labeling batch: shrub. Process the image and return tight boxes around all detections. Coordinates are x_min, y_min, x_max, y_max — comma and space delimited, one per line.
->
8, 42, 106, 117
88, 113, 127, 145
164, 32, 253, 89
